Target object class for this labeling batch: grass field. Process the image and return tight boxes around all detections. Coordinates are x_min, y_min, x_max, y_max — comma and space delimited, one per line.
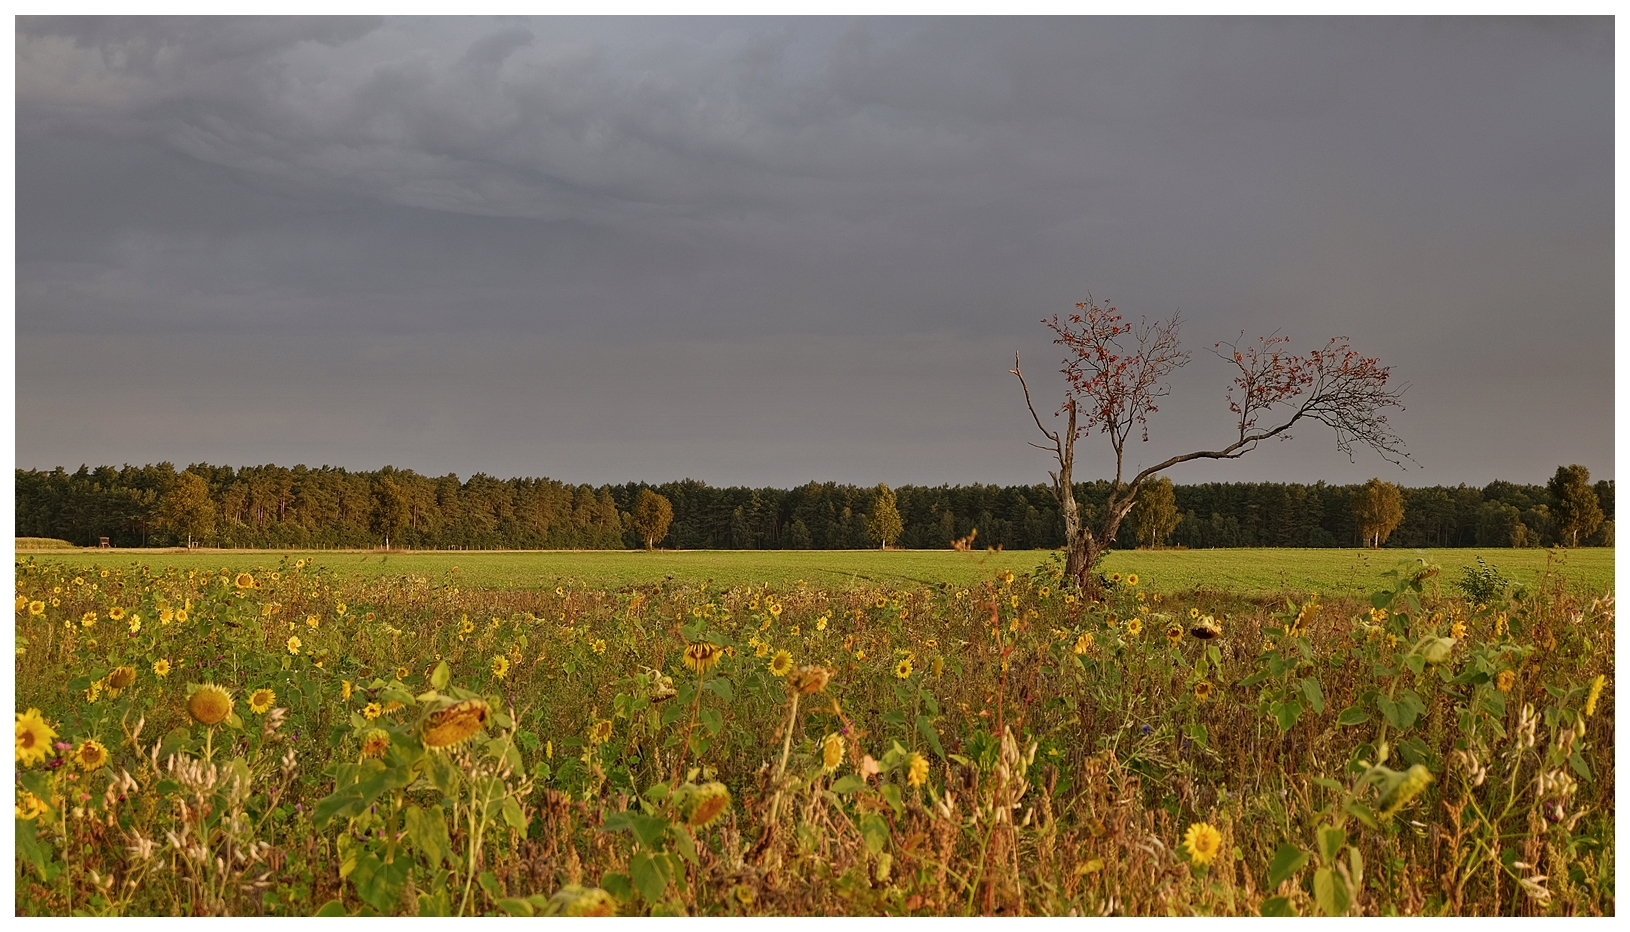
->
16, 546, 1614, 596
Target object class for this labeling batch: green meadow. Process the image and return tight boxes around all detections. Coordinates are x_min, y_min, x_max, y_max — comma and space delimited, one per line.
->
17, 546, 1612, 596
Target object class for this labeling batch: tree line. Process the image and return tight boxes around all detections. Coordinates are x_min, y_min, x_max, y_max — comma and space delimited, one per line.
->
13, 462, 1612, 552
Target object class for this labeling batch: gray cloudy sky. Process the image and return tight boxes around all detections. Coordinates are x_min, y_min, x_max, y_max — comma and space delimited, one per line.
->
14, 16, 1614, 489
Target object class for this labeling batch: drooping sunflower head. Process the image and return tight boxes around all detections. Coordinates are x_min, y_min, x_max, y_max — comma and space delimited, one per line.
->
248, 688, 277, 714
1190, 616, 1222, 640
787, 664, 831, 695
683, 642, 724, 674
422, 698, 489, 748
1376, 764, 1434, 817
234, 573, 255, 589
74, 739, 109, 772
1182, 821, 1223, 866
15, 708, 58, 767
542, 885, 618, 917
588, 718, 614, 745
187, 684, 234, 726
15, 789, 48, 821
360, 729, 391, 759
1166, 624, 1184, 646
342, 680, 354, 702
1193, 681, 1214, 701
107, 665, 137, 690
674, 781, 731, 827
1495, 669, 1515, 692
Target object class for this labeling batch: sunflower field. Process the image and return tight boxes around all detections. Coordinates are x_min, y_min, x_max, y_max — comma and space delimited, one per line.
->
12, 553, 1615, 916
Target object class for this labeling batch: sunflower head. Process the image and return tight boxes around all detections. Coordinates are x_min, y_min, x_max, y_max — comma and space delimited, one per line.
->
1376, 764, 1434, 816
1182, 821, 1223, 866
893, 657, 913, 679
187, 684, 234, 726
28, 600, 45, 616
234, 573, 255, 589
248, 688, 277, 714
542, 885, 618, 917
1126, 574, 1139, 587
152, 658, 171, 677
787, 664, 831, 695
1190, 616, 1222, 640
769, 650, 794, 677
1585, 674, 1605, 717
822, 733, 845, 772
1495, 669, 1515, 692
673, 781, 731, 827
491, 655, 510, 680
683, 642, 724, 674
588, 718, 614, 744
1194, 681, 1214, 701
108, 606, 126, 621
1166, 624, 1184, 646
362, 702, 382, 720
74, 739, 109, 772
360, 729, 391, 759
1126, 617, 1143, 636
422, 698, 489, 748
107, 665, 137, 690
15, 708, 58, 767
15, 789, 48, 821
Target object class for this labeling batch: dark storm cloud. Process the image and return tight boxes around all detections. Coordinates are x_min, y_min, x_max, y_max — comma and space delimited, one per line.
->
14, 17, 1613, 487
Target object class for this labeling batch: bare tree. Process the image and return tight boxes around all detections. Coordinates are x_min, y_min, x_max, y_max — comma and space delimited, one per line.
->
1013, 297, 1409, 593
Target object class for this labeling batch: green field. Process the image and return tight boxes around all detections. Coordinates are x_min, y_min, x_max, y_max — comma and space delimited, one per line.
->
16, 545, 1613, 596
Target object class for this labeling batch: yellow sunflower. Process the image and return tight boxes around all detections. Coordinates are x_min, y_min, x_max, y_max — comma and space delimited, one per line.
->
16, 708, 58, 766
1182, 822, 1222, 866
1190, 607, 1201, 619
335, 602, 347, 616
1126, 574, 1139, 587
342, 680, 354, 701
1126, 617, 1143, 636
74, 739, 109, 771
15, 790, 48, 820
235, 573, 255, 589
109, 606, 126, 621
286, 635, 302, 655
822, 733, 845, 772
894, 657, 913, 679
175, 609, 188, 623
248, 688, 276, 714
28, 600, 45, 616
769, 650, 794, 677
1496, 669, 1515, 692
153, 658, 171, 677
1585, 674, 1605, 717
492, 655, 510, 680
187, 684, 234, 725
1166, 624, 1184, 646
769, 602, 782, 617
81, 611, 97, 628
1194, 681, 1214, 701
396, 666, 410, 680
363, 702, 382, 720
306, 615, 320, 629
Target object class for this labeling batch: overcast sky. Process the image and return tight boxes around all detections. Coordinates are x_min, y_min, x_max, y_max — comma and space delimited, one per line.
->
13, 16, 1614, 489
